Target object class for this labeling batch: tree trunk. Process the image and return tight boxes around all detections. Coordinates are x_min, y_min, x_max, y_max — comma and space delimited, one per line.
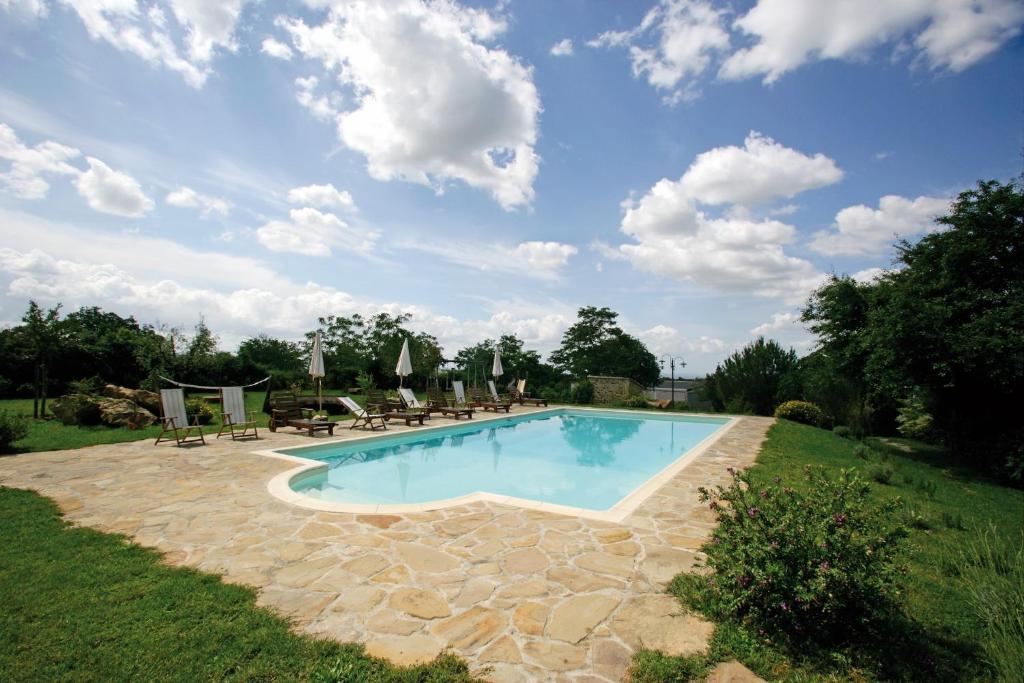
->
39, 363, 48, 417
32, 364, 40, 419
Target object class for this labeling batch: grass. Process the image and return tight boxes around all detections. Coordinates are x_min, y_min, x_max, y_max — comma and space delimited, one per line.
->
0, 486, 476, 682
630, 421, 1024, 682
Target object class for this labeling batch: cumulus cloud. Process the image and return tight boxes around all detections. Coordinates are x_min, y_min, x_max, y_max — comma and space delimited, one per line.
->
408, 238, 577, 281
682, 132, 843, 205
750, 311, 802, 335
809, 194, 951, 256
507, 241, 578, 272
293, 75, 339, 122
721, 0, 1024, 83
612, 132, 834, 302
255, 207, 375, 256
261, 36, 293, 60
1, 0, 47, 18
638, 323, 728, 356
165, 185, 231, 216
287, 183, 355, 210
74, 157, 153, 217
278, 0, 541, 210
550, 38, 574, 56
852, 267, 886, 283
587, 0, 730, 103
0, 122, 80, 198
58, 0, 250, 87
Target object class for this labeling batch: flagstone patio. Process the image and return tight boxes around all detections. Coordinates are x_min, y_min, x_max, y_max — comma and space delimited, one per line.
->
0, 408, 772, 682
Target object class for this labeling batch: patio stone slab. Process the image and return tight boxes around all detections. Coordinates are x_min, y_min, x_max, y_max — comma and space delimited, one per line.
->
0, 408, 772, 679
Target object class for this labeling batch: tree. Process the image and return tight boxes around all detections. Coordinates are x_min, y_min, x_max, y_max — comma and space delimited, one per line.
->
237, 335, 304, 385
550, 306, 660, 385
21, 301, 63, 417
454, 334, 552, 387
705, 337, 800, 416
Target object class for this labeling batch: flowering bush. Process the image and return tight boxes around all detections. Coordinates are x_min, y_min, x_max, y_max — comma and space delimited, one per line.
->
691, 466, 907, 641
774, 400, 828, 428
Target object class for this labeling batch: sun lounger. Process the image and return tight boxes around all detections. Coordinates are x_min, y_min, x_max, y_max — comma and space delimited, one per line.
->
398, 387, 437, 417
367, 388, 401, 414
217, 386, 259, 440
270, 393, 335, 435
155, 388, 206, 447
470, 386, 511, 413
426, 385, 474, 419
340, 396, 388, 431
511, 379, 548, 406
488, 380, 515, 404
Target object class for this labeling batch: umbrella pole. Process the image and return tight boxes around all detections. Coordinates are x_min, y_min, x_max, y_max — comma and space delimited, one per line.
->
318, 378, 322, 412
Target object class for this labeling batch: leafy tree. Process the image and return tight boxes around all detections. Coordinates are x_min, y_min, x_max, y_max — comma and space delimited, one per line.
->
454, 334, 559, 389
705, 337, 801, 415
550, 306, 660, 385
21, 301, 63, 417
237, 335, 304, 385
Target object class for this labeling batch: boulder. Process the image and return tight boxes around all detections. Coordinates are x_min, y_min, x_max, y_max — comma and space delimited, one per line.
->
102, 384, 160, 413
50, 394, 102, 426
96, 397, 156, 429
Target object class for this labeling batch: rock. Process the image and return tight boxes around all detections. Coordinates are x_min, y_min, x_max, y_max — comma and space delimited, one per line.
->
331, 585, 385, 612
395, 543, 461, 573
594, 638, 633, 681
50, 393, 102, 426
453, 578, 495, 606
341, 554, 390, 577
358, 514, 403, 529
641, 546, 699, 587
96, 397, 156, 428
573, 551, 635, 578
478, 635, 522, 664
371, 564, 412, 584
546, 566, 624, 592
388, 588, 451, 619
102, 384, 160, 413
503, 547, 548, 574
365, 635, 444, 666
522, 641, 587, 671
367, 610, 423, 636
705, 660, 766, 683
595, 528, 632, 544
547, 594, 621, 644
513, 601, 549, 636
609, 594, 713, 656
430, 606, 507, 651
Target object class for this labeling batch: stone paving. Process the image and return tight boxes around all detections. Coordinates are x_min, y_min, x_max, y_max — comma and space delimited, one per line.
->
0, 408, 773, 682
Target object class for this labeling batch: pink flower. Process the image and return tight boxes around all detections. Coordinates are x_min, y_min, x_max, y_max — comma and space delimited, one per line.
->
833, 513, 847, 527
747, 507, 759, 518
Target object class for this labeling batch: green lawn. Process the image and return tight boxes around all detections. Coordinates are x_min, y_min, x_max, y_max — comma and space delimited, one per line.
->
0, 486, 476, 682
631, 421, 1024, 682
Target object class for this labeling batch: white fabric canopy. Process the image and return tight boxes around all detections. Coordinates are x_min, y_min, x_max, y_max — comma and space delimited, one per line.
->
395, 338, 413, 385
492, 345, 503, 379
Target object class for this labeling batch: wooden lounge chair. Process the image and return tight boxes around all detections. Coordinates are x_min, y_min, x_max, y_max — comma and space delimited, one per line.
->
488, 380, 515, 404
366, 388, 402, 414
217, 386, 259, 440
339, 396, 388, 431
269, 393, 335, 436
470, 386, 511, 413
155, 388, 206, 447
426, 385, 474, 419
511, 379, 549, 407
398, 388, 438, 418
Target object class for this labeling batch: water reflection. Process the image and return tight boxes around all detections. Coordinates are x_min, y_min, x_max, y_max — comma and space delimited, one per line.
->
559, 415, 641, 467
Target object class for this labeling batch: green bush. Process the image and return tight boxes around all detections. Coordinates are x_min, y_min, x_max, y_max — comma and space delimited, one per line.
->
185, 398, 214, 425
774, 400, 828, 428
870, 463, 894, 484
0, 410, 29, 451
833, 425, 851, 439
689, 466, 907, 642
896, 392, 933, 440
619, 394, 649, 409
66, 376, 105, 395
570, 380, 594, 405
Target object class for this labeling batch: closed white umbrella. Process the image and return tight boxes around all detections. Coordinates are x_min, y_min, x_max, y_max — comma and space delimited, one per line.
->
492, 345, 503, 380
395, 338, 413, 387
309, 330, 326, 411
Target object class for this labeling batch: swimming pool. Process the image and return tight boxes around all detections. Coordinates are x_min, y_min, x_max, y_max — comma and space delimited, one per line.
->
266, 408, 734, 520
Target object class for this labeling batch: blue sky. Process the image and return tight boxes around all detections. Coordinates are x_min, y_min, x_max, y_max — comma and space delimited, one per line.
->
0, 0, 1021, 374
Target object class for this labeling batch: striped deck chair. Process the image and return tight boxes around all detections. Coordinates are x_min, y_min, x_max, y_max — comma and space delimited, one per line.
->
217, 386, 259, 440
340, 396, 388, 431
155, 388, 206, 447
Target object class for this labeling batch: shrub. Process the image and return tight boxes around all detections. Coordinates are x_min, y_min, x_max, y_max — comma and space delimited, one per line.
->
0, 410, 29, 451
689, 466, 907, 642
833, 425, 851, 439
620, 394, 649, 409
774, 400, 828, 428
896, 392, 933, 440
185, 398, 214, 425
870, 463, 894, 484
570, 380, 594, 405
66, 376, 105, 395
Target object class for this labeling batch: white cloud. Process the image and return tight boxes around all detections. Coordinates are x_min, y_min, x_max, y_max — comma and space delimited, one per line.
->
261, 36, 293, 60
1, 0, 47, 18
809, 194, 951, 256
287, 183, 355, 210
638, 323, 729, 356
74, 156, 154, 217
550, 38, 574, 56
588, 0, 730, 104
278, 0, 541, 210
59, 0, 251, 87
0, 122, 80, 198
852, 267, 886, 283
750, 311, 801, 335
255, 207, 375, 257
721, 0, 1024, 84
165, 185, 231, 216
612, 132, 833, 303
507, 241, 578, 272
294, 75, 340, 122
681, 132, 843, 206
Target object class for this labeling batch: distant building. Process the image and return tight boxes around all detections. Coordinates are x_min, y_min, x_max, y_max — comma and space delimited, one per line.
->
645, 378, 707, 406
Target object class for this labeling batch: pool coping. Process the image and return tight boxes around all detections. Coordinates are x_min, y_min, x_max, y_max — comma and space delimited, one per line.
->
256, 407, 741, 523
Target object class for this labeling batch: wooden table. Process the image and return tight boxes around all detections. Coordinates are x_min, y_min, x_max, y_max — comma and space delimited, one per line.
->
289, 419, 336, 436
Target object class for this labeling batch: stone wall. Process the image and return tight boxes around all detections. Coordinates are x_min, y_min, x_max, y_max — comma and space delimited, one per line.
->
588, 375, 645, 404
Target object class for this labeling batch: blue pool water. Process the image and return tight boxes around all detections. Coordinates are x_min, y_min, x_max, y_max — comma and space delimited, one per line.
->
283, 409, 728, 511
